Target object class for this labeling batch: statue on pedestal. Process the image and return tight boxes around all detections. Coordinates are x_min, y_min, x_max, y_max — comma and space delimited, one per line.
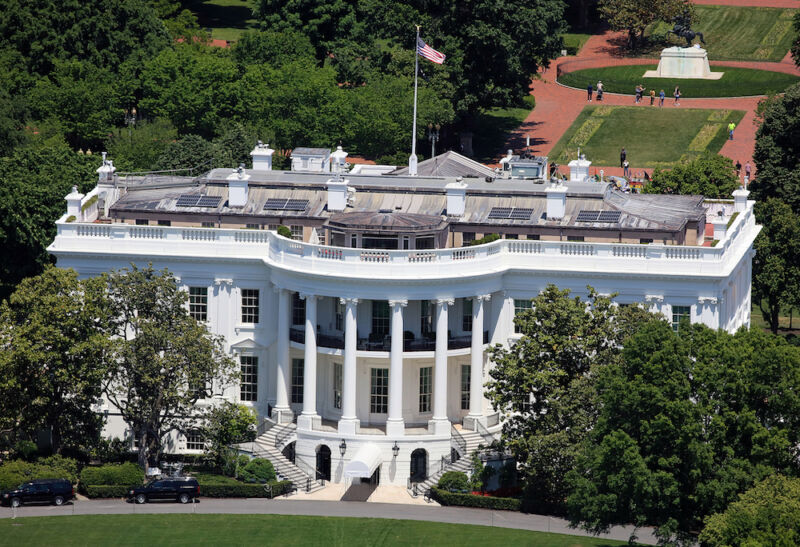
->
668, 11, 705, 47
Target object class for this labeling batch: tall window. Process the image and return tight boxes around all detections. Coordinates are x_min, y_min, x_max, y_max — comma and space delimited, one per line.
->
462, 299, 473, 332
290, 225, 303, 240
291, 358, 304, 404
241, 289, 259, 323
514, 299, 533, 334
333, 363, 343, 410
419, 367, 432, 413
189, 287, 208, 321
370, 368, 388, 414
372, 301, 390, 336
462, 232, 475, 245
240, 356, 258, 402
292, 293, 305, 326
421, 300, 433, 335
461, 365, 471, 410
185, 430, 204, 451
672, 305, 691, 332
335, 301, 344, 331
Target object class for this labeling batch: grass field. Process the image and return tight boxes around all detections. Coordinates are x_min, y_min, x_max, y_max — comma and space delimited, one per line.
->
646, 6, 797, 62
0, 514, 631, 546
188, 0, 257, 42
562, 33, 592, 56
472, 96, 535, 162
549, 105, 745, 167
558, 65, 800, 98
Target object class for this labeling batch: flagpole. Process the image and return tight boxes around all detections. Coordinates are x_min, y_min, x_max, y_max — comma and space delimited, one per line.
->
409, 25, 420, 176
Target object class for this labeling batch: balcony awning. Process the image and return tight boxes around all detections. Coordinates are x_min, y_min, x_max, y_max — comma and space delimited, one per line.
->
344, 443, 382, 478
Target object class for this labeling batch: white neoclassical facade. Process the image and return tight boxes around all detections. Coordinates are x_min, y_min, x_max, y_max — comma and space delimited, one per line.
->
48, 147, 760, 486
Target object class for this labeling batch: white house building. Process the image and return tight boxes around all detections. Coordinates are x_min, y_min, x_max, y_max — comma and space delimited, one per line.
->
48, 146, 760, 490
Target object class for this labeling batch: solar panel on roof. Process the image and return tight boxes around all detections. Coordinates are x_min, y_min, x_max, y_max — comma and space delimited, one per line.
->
488, 207, 512, 219
284, 199, 309, 211
597, 210, 621, 223
509, 208, 533, 220
196, 195, 221, 207
264, 198, 288, 210
176, 195, 201, 207
576, 210, 601, 222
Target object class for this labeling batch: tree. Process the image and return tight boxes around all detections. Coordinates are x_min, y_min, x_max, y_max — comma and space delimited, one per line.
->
645, 154, 740, 198
792, 11, 800, 68
752, 83, 800, 213
598, 0, 692, 49
104, 118, 178, 172
0, 267, 109, 455
567, 323, 800, 544
700, 475, 800, 547
101, 264, 237, 470
155, 134, 216, 171
752, 199, 800, 334
201, 402, 257, 470
232, 29, 316, 67
485, 285, 653, 513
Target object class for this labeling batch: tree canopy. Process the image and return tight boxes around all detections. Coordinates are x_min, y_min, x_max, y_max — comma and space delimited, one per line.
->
598, 0, 693, 49
645, 153, 740, 199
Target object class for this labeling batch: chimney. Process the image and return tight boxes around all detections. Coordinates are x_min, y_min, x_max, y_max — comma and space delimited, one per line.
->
65, 186, 84, 219
446, 180, 467, 217
545, 181, 567, 220
568, 154, 591, 183
250, 141, 275, 171
711, 210, 728, 243
326, 176, 349, 212
732, 187, 749, 213
330, 145, 348, 174
96, 152, 115, 184
227, 164, 250, 208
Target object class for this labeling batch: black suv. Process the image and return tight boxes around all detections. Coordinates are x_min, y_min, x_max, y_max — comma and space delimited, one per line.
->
127, 477, 200, 504
1, 479, 75, 507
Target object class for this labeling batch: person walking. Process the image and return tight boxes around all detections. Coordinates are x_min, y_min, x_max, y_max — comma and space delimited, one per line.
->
674, 86, 681, 106
620, 147, 627, 168
659, 89, 665, 107
623, 159, 630, 178
587, 82, 593, 101
728, 121, 736, 140
649, 89, 656, 106
735, 160, 742, 177
745, 161, 752, 182
634, 85, 641, 104
596, 80, 603, 101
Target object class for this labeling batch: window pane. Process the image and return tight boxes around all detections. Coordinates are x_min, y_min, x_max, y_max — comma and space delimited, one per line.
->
333, 363, 342, 410
514, 299, 532, 334
290, 225, 303, 240
292, 359, 304, 404
241, 289, 260, 323
461, 365, 471, 410
462, 299, 473, 332
421, 300, 433, 335
370, 368, 388, 414
189, 287, 207, 322
292, 293, 305, 326
672, 305, 691, 332
372, 301, 390, 336
419, 367, 432, 413
240, 355, 258, 402
185, 430, 204, 451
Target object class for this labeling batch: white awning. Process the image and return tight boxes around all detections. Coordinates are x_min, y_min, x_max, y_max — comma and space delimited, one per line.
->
344, 443, 383, 478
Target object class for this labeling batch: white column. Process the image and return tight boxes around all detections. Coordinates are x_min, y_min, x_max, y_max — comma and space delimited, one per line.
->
297, 293, 320, 430
272, 288, 292, 423
386, 299, 407, 436
468, 295, 490, 424
338, 298, 360, 435
430, 298, 453, 435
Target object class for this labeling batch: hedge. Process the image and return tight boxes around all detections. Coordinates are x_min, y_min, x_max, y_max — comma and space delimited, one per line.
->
85, 485, 131, 499
430, 488, 521, 511
239, 458, 276, 484
79, 462, 144, 493
0, 457, 79, 491
437, 471, 470, 492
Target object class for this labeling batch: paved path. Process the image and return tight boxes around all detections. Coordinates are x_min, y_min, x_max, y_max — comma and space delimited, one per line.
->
693, 0, 798, 6
0, 498, 659, 544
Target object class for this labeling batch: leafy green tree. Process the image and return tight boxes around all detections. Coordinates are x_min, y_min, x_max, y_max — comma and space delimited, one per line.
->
567, 322, 800, 544
752, 83, 800, 213
486, 285, 653, 513
232, 30, 316, 67
792, 11, 800, 68
239, 458, 276, 483
105, 118, 178, 172
0, 267, 109, 455
752, 199, 800, 334
645, 154, 740, 198
101, 264, 237, 470
213, 123, 258, 169
700, 474, 800, 547
155, 134, 216, 171
201, 401, 257, 470
598, 0, 692, 49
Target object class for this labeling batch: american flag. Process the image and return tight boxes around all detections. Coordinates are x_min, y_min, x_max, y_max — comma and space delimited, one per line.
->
417, 37, 445, 64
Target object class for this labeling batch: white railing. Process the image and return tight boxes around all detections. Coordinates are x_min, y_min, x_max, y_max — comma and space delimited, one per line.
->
51, 204, 757, 280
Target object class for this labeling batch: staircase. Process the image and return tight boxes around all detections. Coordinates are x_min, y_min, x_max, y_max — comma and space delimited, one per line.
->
252, 420, 325, 494
415, 427, 490, 494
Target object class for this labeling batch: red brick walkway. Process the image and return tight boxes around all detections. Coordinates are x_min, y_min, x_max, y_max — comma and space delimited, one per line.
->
506, 21, 800, 179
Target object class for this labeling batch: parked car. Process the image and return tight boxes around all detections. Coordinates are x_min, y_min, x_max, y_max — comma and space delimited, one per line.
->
127, 476, 200, 504
1, 479, 75, 507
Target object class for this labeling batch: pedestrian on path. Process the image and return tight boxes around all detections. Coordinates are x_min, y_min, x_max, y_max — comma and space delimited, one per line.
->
623, 160, 630, 178
635, 85, 642, 104
735, 160, 742, 176
745, 161, 752, 181
587, 83, 593, 101
674, 86, 681, 106
620, 147, 627, 168
596, 80, 603, 101
659, 89, 665, 107
650, 89, 655, 106
728, 121, 736, 140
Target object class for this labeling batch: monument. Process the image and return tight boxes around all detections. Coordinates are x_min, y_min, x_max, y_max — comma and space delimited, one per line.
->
643, 12, 723, 80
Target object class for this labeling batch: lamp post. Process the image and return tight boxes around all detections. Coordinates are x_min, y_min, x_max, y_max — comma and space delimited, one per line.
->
125, 107, 137, 141
392, 441, 400, 458
339, 439, 347, 457
427, 123, 440, 159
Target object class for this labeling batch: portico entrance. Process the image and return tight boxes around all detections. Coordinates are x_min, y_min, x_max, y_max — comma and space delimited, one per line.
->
316, 444, 331, 481
410, 448, 428, 481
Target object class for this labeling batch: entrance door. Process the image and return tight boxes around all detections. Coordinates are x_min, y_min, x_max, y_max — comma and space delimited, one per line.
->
316, 445, 331, 481
410, 449, 428, 481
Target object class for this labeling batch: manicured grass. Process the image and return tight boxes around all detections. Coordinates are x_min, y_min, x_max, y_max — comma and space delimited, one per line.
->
645, 6, 797, 62
0, 515, 631, 546
549, 105, 745, 168
188, 0, 257, 42
562, 33, 592, 56
558, 65, 799, 98
472, 96, 535, 163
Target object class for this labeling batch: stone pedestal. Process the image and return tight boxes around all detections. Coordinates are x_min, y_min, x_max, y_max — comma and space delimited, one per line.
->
644, 47, 723, 80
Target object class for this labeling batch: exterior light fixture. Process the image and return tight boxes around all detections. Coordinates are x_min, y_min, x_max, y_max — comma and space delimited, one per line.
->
339, 439, 347, 457
392, 441, 400, 458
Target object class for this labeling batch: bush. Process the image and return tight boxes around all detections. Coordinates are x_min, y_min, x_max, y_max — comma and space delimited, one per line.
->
85, 485, 131, 499
0, 457, 80, 490
13, 440, 38, 461
79, 462, 144, 492
266, 480, 293, 498
466, 233, 501, 247
222, 454, 251, 478
37, 455, 79, 483
276, 225, 292, 238
437, 471, 470, 492
199, 483, 268, 498
431, 488, 521, 511
239, 458, 276, 484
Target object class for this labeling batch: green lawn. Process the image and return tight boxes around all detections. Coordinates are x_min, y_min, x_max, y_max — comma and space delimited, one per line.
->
472, 96, 535, 163
0, 515, 631, 546
646, 5, 797, 62
558, 65, 800, 98
188, 0, 257, 42
562, 33, 592, 56
549, 105, 745, 167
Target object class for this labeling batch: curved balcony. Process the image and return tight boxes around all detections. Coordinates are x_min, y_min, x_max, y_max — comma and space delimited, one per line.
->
289, 327, 489, 352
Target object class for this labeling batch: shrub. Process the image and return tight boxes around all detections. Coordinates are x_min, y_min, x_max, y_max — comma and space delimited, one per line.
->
266, 480, 293, 498
13, 440, 38, 461
276, 225, 292, 238
239, 458, 276, 484
0, 457, 81, 491
437, 471, 470, 492
431, 488, 521, 511
466, 233, 501, 247
85, 485, 131, 499
79, 462, 144, 492
36, 455, 79, 483
199, 483, 268, 498
222, 454, 251, 477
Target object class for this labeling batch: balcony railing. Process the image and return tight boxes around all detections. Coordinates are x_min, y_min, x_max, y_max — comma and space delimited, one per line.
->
289, 327, 488, 352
